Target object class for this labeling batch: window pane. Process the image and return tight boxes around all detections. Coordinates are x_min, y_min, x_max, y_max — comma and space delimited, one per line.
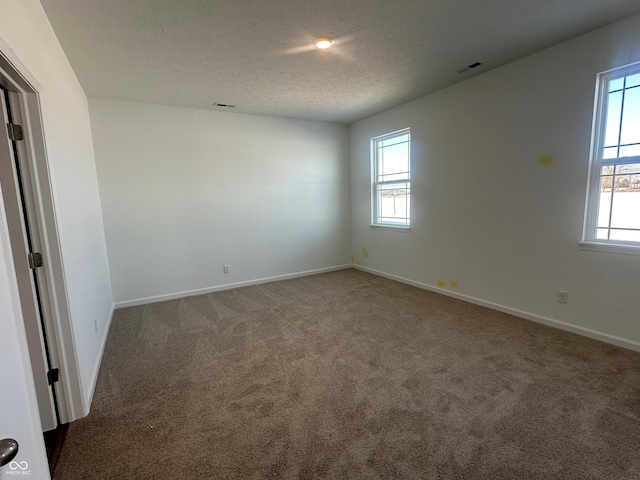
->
613, 174, 633, 191
381, 134, 409, 147
378, 183, 409, 195
615, 163, 640, 174
597, 185, 612, 228
376, 183, 410, 225
609, 188, 640, 230
596, 228, 609, 239
382, 173, 410, 182
600, 174, 613, 191
627, 74, 640, 89
604, 91, 622, 147
619, 144, 640, 158
381, 142, 409, 179
609, 229, 640, 242
609, 77, 625, 92
620, 87, 640, 145
603, 147, 618, 159
376, 146, 384, 181
601, 165, 614, 175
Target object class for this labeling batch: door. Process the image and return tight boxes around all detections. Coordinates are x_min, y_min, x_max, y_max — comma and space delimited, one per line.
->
0, 193, 51, 479
0, 86, 59, 432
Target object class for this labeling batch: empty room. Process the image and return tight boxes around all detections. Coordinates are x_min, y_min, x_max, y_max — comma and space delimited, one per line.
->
1, 0, 640, 479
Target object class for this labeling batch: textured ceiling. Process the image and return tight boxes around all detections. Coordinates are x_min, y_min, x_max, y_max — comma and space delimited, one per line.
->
40, 0, 640, 124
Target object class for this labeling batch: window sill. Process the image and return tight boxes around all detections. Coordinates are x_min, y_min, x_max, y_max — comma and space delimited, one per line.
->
370, 224, 411, 232
579, 241, 640, 256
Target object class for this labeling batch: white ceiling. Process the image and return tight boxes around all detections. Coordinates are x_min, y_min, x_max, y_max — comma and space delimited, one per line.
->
40, 0, 640, 124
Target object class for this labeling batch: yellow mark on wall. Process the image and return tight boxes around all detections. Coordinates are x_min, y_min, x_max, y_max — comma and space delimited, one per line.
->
450, 281, 458, 289
437, 280, 447, 287
538, 155, 554, 166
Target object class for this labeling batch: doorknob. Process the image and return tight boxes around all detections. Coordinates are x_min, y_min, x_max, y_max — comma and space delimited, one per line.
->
0, 438, 19, 467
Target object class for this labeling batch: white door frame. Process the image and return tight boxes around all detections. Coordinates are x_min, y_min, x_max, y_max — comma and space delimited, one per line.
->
0, 37, 85, 424
1, 84, 60, 431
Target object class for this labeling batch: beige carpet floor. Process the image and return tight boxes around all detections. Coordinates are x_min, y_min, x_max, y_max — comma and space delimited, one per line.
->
53, 269, 640, 479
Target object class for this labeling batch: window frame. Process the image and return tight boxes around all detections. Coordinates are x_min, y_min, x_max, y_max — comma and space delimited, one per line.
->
370, 128, 411, 229
582, 62, 640, 253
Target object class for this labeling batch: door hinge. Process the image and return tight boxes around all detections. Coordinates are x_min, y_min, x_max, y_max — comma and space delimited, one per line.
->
47, 368, 59, 385
28, 252, 43, 269
7, 123, 24, 141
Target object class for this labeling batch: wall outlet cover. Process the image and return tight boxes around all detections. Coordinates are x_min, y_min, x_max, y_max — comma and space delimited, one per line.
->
557, 290, 569, 304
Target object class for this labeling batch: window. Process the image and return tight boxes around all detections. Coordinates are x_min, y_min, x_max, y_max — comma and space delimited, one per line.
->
371, 128, 411, 227
584, 63, 640, 247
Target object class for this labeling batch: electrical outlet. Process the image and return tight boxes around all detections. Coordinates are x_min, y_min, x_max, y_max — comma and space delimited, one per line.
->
223, 264, 229, 274
94, 318, 98, 333
362, 247, 368, 258
557, 290, 569, 304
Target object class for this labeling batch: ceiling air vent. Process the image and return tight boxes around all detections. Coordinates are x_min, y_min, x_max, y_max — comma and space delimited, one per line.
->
213, 102, 236, 108
457, 62, 482, 74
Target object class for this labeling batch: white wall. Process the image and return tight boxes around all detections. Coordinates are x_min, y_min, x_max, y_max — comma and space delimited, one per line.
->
89, 99, 350, 304
0, 0, 113, 413
350, 14, 640, 348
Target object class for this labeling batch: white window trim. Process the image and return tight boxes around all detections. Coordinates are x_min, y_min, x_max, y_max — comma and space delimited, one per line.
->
579, 241, 640, 255
370, 128, 411, 229
370, 224, 411, 232
582, 61, 640, 255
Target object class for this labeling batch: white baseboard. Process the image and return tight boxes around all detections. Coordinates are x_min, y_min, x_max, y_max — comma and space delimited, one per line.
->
114, 264, 353, 308
354, 265, 640, 353
85, 303, 115, 413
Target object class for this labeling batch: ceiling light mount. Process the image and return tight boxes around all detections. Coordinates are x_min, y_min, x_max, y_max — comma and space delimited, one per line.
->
315, 37, 335, 49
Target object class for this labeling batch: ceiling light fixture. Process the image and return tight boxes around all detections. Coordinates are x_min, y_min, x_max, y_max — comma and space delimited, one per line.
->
315, 37, 335, 49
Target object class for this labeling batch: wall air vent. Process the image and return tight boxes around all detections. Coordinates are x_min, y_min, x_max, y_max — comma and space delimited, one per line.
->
457, 62, 483, 74
213, 102, 236, 108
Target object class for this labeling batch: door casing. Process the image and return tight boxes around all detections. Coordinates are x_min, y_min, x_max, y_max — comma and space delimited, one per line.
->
0, 36, 87, 425
0, 86, 60, 431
